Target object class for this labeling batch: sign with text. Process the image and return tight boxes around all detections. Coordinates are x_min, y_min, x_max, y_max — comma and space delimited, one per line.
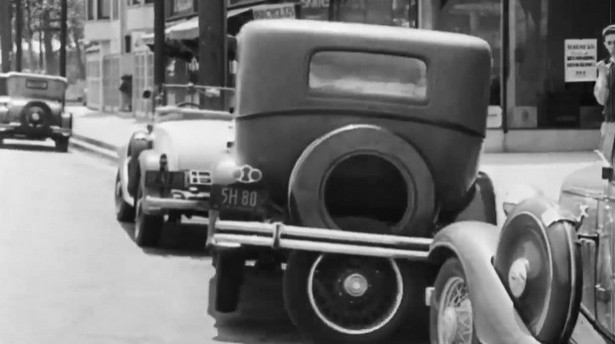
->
565, 39, 597, 82
253, 4, 296, 20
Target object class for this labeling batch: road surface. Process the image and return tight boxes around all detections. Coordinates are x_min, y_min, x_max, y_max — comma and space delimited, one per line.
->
0, 140, 300, 344
0, 139, 598, 343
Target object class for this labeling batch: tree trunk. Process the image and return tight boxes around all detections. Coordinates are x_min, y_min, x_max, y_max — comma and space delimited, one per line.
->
71, 29, 85, 79
42, 3, 57, 75
0, 0, 12, 72
25, 0, 36, 71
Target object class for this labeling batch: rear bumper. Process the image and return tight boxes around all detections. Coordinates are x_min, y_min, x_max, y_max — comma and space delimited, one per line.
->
207, 212, 432, 260
142, 193, 210, 216
0, 122, 71, 138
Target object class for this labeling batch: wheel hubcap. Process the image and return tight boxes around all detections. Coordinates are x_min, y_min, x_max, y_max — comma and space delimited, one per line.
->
307, 254, 403, 335
438, 277, 473, 344
343, 273, 369, 297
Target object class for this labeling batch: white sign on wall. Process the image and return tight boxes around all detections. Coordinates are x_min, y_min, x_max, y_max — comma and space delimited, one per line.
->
565, 39, 597, 82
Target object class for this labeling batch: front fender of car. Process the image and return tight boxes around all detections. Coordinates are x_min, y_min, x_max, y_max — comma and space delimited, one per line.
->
117, 143, 132, 204
138, 149, 161, 176
429, 222, 540, 344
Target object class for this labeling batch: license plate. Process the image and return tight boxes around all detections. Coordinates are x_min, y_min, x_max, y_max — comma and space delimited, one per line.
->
210, 184, 266, 212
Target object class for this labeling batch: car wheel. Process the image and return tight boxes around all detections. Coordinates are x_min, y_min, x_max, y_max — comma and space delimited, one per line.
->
115, 171, 135, 222
213, 247, 245, 313
55, 137, 69, 153
429, 257, 479, 344
134, 184, 163, 247
283, 250, 423, 344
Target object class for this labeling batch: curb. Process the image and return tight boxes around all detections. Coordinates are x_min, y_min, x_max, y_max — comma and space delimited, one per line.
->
70, 135, 118, 164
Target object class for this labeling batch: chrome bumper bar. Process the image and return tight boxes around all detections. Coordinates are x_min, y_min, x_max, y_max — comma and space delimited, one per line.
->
0, 123, 71, 136
142, 195, 209, 215
207, 212, 432, 260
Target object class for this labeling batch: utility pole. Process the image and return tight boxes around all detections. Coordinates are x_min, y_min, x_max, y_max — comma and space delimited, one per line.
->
0, 0, 12, 72
199, 0, 227, 110
15, 0, 23, 71
153, 0, 165, 107
59, 0, 67, 77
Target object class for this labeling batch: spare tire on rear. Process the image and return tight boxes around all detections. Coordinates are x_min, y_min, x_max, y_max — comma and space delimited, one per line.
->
20, 102, 52, 129
288, 124, 436, 237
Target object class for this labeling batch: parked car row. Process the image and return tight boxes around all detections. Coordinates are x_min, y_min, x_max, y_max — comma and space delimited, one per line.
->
112, 20, 613, 344
0, 72, 72, 152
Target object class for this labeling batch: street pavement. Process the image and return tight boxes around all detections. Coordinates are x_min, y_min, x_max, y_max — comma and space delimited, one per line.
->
0, 143, 301, 344
0, 106, 602, 343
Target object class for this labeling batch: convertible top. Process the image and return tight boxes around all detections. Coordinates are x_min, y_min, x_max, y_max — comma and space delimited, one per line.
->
236, 19, 492, 137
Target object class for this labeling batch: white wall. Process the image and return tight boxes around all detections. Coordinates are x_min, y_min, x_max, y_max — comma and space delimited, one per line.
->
126, 5, 155, 32
84, 20, 122, 54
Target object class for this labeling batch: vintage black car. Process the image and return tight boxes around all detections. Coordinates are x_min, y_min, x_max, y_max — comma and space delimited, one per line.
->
207, 20, 585, 344
0, 72, 72, 152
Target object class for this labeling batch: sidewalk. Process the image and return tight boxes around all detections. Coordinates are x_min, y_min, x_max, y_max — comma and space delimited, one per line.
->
68, 105, 149, 159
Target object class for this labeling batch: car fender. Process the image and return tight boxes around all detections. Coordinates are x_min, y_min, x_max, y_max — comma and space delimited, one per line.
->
117, 143, 133, 205
138, 149, 160, 177
429, 221, 540, 344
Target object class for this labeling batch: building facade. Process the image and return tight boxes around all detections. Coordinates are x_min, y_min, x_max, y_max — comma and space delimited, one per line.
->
302, 0, 615, 152
85, 0, 615, 151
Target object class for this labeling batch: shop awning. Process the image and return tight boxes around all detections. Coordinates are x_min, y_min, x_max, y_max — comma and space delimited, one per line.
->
140, 2, 297, 45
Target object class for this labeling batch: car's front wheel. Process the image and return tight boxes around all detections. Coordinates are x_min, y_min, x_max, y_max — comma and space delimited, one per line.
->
115, 171, 135, 222
284, 251, 423, 344
134, 185, 163, 247
430, 257, 479, 344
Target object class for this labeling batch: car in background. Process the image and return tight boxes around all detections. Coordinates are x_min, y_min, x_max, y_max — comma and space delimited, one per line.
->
114, 103, 234, 248
0, 72, 72, 152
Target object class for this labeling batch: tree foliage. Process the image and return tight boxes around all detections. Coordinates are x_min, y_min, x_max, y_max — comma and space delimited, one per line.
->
14, 0, 85, 78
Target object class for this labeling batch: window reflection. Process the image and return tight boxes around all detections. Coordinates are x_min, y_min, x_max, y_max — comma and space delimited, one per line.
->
332, 0, 417, 28
309, 51, 427, 100
433, 0, 502, 106
510, 0, 609, 129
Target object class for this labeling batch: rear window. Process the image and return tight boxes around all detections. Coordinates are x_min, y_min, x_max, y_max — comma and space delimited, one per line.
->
309, 51, 427, 100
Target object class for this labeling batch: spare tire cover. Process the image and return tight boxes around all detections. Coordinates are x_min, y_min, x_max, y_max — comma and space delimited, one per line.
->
20, 102, 52, 129
288, 124, 436, 237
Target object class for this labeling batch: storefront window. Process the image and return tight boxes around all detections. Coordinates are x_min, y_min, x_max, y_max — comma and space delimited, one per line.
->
508, 0, 613, 129
331, 0, 417, 28
301, 0, 330, 20
429, 0, 502, 127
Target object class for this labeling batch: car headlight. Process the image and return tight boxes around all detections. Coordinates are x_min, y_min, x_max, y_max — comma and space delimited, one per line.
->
494, 196, 581, 344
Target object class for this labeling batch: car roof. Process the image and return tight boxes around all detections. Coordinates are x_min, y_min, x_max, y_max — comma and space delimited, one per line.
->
5, 72, 68, 84
236, 20, 492, 137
